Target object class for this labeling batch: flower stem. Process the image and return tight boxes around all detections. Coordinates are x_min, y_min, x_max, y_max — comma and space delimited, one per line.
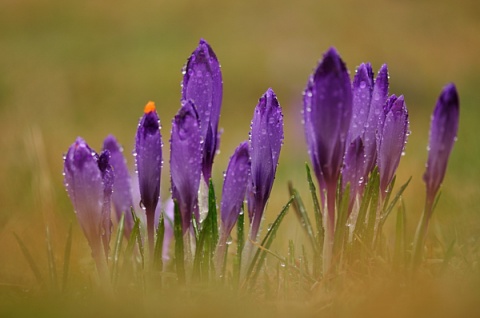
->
411, 198, 434, 273
322, 183, 336, 275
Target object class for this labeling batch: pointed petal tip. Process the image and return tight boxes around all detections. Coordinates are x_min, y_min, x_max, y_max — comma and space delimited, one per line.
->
441, 83, 459, 106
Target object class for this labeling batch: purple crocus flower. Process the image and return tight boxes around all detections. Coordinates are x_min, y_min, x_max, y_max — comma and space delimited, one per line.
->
216, 142, 250, 272
64, 138, 113, 276
423, 84, 459, 209
135, 101, 163, 253
348, 63, 374, 145
376, 95, 409, 197
170, 100, 202, 234
103, 135, 134, 237
303, 48, 352, 272
248, 88, 284, 241
220, 141, 250, 239
303, 47, 353, 205
182, 39, 223, 182
364, 64, 389, 175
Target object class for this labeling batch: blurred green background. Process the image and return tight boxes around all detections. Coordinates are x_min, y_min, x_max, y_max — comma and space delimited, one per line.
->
1, 0, 479, 292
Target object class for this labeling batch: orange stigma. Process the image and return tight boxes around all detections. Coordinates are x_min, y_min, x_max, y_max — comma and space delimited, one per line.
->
144, 101, 156, 114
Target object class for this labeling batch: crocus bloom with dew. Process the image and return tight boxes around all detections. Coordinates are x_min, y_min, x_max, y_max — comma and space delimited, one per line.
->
182, 39, 223, 183
364, 64, 389, 177
376, 95, 409, 198
63, 137, 113, 279
103, 135, 134, 237
412, 84, 459, 270
248, 88, 284, 242
303, 47, 352, 272
423, 84, 460, 211
135, 101, 163, 255
216, 141, 250, 272
170, 100, 202, 234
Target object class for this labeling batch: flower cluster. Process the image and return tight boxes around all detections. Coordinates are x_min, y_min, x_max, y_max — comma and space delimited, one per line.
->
63, 39, 283, 274
302, 48, 459, 272
63, 41, 458, 279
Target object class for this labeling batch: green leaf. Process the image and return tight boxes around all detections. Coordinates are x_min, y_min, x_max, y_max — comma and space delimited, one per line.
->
288, 181, 318, 254
111, 213, 125, 284
306, 164, 323, 243
393, 201, 406, 271
45, 225, 57, 290
62, 223, 73, 293
14, 232, 44, 286
244, 197, 293, 288
153, 216, 165, 271
233, 208, 245, 287
193, 180, 218, 280
173, 201, 185, 284
333, 184, 350, 262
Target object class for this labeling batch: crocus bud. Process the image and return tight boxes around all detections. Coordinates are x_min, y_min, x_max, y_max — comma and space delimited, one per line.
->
170, 100, 202, 234
64, 138, 113, 269
423, 84, 459, 207
376, 95, 409, 196
348, 63, 374, 145
220, 141, 250, 238
303, 47, 353, 203
182, 39, 223, 182
248, 88, 284, 241
364, 64, 389, 175
103, 135, 134, 237
135, 101, 163, 252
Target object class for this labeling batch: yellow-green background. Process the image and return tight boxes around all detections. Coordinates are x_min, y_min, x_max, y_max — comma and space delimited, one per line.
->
1, 0, 479, 316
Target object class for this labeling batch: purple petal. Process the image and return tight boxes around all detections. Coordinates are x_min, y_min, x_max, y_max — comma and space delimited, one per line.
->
423, 84, 459, 202
103, 135, 134, 237
170, 100, 202, 233
182, 39, 223, 182
135, 101, 163, 235
348, 63, 374, 144
377, 95, 409, 193
220, 141, 250, 237
342, 137, 366, 214
248, 88, 284, 239
97, 150, 114, 256
364, 64, 389, 175
303, 47, 352, 197
64, 138, 107, 258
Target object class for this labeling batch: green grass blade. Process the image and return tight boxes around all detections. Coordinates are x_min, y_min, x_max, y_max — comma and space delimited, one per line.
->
333, 184, 350, 262
233, 208, 245, 286
45, 225, 57, 290
62, 223, 73, 293
393, 201, 406, 271
193, 180, 218, 280
353, 168, 379, 243
289, 182, 318, 254
378, 177, 412, 229
365, 180, 380, 249
306, 164, 323, 242
173, 201, 185, 284
14, 233, 44, 286
123, 209, 141, 273
111, 213, 125, 284
153, 216, 165, 271
244, 197, 293, 288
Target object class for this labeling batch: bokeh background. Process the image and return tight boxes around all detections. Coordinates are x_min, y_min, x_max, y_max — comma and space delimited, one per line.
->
1, 0, 479, 311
